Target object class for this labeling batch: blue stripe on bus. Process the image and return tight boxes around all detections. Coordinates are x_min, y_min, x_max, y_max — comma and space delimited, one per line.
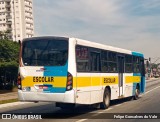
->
43, 87, 66, 93
132, 73, 145, 95
132, 52, 144, 57
43, 62, 68, 93
43, 84, 66, 93
133, 73, 141, 76
132, 52, 145, 93
141, 76, 145, 93
43, 62, 68, 77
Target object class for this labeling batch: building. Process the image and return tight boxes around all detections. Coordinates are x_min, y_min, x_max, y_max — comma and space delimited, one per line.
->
0, 0, 34, 41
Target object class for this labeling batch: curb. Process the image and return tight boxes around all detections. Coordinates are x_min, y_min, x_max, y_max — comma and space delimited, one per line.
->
0, 102, 32, 109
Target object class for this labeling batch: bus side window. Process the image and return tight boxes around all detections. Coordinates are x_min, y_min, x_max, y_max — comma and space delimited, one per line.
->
76, 46, 89, 72
108, 52, 117, 73
125, 55, 133, 73
133, 56, 140, 73
101, 50, 108, 72
140, 58, 145, 76
90, 52, 101, 72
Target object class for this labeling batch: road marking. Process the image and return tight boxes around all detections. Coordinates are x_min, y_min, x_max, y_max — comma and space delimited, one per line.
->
92, 108, 113, 117
94, 108, 113, 114
76, 119, 88, 122
76, 107, 113, 121
104, 107, 113, 111
140, 85, 160, 97
114, 104, 122, 107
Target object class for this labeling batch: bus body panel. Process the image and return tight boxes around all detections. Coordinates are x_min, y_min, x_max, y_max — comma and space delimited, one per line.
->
18, 37, 75, 103
73, 38, 145, 104
124, 73, 134, 97
18, 89, 75, 103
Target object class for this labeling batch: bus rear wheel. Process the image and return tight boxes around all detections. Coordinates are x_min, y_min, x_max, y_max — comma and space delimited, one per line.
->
100, 88, 110, 109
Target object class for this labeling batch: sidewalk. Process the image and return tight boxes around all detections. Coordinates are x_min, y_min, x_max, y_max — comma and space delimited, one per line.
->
0, 92, 18, 101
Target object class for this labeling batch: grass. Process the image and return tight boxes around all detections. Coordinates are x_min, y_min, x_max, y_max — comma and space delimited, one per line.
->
0, 98, 18, 104
0, 90, 13, 94
0, 86, 18, 104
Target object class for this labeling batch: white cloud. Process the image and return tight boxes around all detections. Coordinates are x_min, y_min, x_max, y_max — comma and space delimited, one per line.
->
33, 0, 160, 60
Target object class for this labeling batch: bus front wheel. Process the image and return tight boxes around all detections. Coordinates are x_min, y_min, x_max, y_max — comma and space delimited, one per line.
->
100, 88, 110, 109
134, 85, 140, 100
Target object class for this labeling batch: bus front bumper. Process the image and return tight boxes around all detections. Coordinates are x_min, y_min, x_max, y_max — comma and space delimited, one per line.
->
18, 89, 75, 103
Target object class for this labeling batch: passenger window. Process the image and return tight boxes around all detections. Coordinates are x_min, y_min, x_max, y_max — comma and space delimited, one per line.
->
140, 58, 145, 76
108, 52, 117, 72
133, 56, 140, 73
125, 55, 133, 73
76, 46, 89, 72
90, 52, 101, 72
101, 51, 108, 72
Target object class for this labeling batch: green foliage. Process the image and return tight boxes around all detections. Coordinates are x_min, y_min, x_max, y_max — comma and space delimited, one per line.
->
0, 39, 19, 63
0, 39, 20, 89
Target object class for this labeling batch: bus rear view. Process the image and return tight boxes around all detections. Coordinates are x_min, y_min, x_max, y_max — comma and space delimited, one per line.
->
18, 36, 145, 109
18, 37, 75, 104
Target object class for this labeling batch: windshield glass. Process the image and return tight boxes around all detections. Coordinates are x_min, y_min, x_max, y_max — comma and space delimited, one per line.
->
22, 38, 68, 66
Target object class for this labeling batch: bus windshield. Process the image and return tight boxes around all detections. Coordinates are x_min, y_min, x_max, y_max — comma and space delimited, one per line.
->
22, 38, 68, 66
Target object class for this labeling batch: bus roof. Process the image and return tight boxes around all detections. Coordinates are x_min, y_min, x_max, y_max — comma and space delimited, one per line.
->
75, 37, 144, 57
23, 36, 69, 42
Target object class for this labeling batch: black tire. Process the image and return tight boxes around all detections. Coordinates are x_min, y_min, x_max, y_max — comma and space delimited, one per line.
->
134, 86, 140, 100
100, 88, 110, 109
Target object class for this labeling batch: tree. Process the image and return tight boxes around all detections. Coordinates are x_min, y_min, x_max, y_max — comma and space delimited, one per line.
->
0, 39, 19, 89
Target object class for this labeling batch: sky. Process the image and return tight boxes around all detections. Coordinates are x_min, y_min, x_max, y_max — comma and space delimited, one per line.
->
33, 0, 160, 62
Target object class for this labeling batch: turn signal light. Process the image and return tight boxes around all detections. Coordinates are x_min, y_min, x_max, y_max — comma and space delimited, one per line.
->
17, 73, 22, 90
66, 72, 73, 91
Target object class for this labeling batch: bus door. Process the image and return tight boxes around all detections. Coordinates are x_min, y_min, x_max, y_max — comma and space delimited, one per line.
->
140, 58, 145, 93
118, 56, 125, 97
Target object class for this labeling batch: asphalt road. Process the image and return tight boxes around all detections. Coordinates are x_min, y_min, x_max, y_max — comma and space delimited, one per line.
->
0, 78, 160, 122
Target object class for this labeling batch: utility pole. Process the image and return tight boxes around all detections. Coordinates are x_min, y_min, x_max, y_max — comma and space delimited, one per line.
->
145, 58, 149, 79
149, 57, 152, 77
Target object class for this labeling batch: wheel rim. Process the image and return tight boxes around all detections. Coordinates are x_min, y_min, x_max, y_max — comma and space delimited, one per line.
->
105, 93, 109, 106
135, 89, 139, 98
